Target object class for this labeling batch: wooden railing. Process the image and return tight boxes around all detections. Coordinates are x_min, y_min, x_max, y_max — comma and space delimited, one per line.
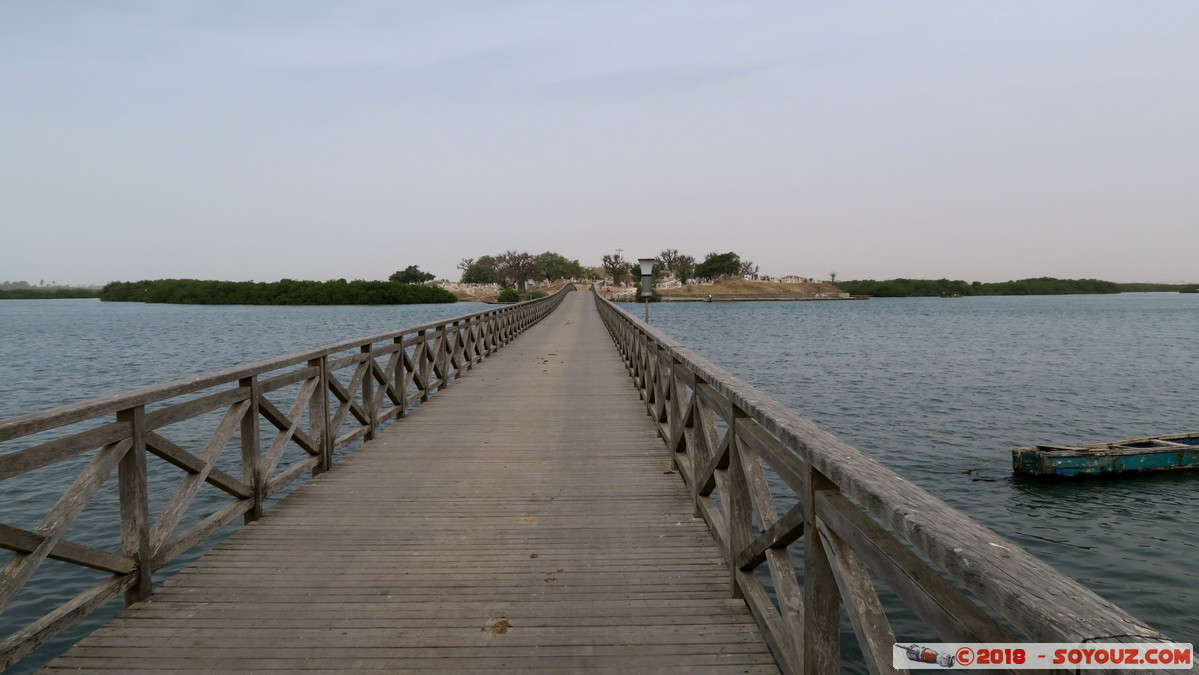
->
593, 290, 1175, 674
0, 287, 571, 669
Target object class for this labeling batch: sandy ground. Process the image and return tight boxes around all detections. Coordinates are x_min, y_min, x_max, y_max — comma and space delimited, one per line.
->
445, 279, 843, 303
443, 280, 582, 303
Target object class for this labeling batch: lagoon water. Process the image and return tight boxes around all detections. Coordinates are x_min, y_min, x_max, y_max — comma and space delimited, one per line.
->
1, 294, 1196, 670
645, 293, 1199, 648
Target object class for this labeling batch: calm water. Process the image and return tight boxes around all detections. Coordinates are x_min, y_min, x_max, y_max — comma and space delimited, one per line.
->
645, 293, 1198, 648
0, 299, 491, 673
1, 295, 1196, 670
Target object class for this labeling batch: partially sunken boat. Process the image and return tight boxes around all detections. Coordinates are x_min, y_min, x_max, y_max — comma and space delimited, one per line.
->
1013, 432, 1199, 477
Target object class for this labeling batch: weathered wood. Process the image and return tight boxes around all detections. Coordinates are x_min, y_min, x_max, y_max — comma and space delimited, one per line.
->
143, 387, 247, 431
0, 421, 127, 481
148, 400, 249, 557
735, 417, 807, 494
726, 418, 752, 599
257, 364, 320, 394
264, 455, 322, 497
802, 469, 840, 674
736, 570, 803, 674
0, 524, 133, 575
593, 288, 1177, 672
259, 377, 320, 480
736, 501, 804, 570
117, 406, 152, 606
41, 290, 771, 673
240, 376, 264, 523
257, 393, 318, 455
814, 491, 1014, 643
146, 431, 251, 499
0, 295, 564, 443
1, 290, 573, 671
736, 440, 806, 661
0, 438, 130, 614
814, 518, 897, 674
0, 574, 135, 671
150, 500, 256, 571
309, 355, 332, 474
360, 344, 376, 441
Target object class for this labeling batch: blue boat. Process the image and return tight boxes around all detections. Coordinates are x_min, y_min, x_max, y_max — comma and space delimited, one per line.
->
1013, 432, 1199, 477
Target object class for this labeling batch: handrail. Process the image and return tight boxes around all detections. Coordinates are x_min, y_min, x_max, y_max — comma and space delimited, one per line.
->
593, 289, 1176, 674
0, 285, 573, 669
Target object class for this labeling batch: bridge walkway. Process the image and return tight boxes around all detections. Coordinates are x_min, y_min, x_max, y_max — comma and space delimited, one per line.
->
45, 291, 778, 673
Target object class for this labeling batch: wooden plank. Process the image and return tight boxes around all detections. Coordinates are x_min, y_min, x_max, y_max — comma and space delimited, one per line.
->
0, 438, 130, 614
257, 364, 319, 394
240, 376, 263, 523
259, 378, 320, 479
814, 519, 898, 675
44, 290, 774, 673
148, 400, 249, 556
0, 421, 127, 481
150, 500, 255, 572
146, 431, 251, 499
117, 406, 151, 605
815, 491, 1014, 643
0, 574, 135, 671
736, 501, 804, 570
0, 524, 133, 575
802, 471, 840, 674
257, 393, 318, 455
143, 387, 247, 431
264, 455, 322, 496
594, 291, 1173, 648
0, 294, 566, 443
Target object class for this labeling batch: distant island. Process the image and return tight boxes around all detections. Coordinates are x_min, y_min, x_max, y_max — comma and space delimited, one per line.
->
99, 278, 457, 305
0, 288, 100, 300
836, 277, 1198, 298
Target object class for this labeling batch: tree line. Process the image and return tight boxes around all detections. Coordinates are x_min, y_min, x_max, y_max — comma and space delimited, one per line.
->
99, 278, 456, 305
835, 277, 1125, 297
0, 288, 100, 299
598, 250, 758, 285
458, 251, 591, 291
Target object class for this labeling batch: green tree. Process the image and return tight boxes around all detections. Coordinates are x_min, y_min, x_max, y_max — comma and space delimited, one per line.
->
658, 249, 685, 270
694, 252, 742, 280
533, 251, 586, 281
390, 265, 435, 284
601, 253, 628, 284
674, 255, 696, 284
461, 256, 503, 284
496, 251, 537, 292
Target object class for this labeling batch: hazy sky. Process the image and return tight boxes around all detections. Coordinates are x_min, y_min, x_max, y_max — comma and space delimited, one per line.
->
2, 2, 1196, 285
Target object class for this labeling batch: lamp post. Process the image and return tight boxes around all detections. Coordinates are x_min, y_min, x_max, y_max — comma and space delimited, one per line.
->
638, 258, 655, 323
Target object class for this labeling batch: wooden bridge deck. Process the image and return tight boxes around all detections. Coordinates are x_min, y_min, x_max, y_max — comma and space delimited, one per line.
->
45, 292, 778, 673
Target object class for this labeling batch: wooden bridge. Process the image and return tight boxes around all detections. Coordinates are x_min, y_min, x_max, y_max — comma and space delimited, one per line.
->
0, 287, 1183, 673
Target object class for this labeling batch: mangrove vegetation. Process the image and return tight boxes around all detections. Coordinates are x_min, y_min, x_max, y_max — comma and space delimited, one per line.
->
837, 277, 1123, 297
99, 278, 457, 305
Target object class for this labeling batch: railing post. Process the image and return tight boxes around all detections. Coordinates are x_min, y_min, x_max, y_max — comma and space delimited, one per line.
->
727, 412, 750, 600
418, 330, 431, 402
436, 325, 448, 390
117, 405, 151, 606
803, 466, 840, 673
310, 356, 332, 474
395, 336, 408, 419
239, 376, 263, 523
361, 345, 376, 441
